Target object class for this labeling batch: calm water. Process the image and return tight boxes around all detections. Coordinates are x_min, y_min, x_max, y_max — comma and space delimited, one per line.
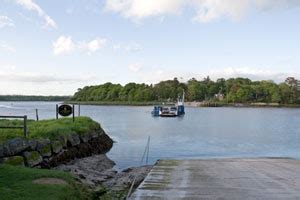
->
1, 101, 300, 169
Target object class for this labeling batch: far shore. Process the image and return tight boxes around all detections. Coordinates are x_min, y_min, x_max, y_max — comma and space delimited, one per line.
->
1, 99, 300, 108
65, 101, 300, 108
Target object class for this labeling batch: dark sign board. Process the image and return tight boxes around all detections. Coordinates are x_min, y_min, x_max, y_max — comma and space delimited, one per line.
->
58, 104, 73, 117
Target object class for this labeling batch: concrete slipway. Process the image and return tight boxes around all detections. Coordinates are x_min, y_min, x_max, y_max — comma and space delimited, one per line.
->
130, 158, 300, 200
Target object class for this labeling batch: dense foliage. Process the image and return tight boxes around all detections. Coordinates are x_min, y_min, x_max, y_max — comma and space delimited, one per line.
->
0, 95, 70, 101
71, 77, 300, 104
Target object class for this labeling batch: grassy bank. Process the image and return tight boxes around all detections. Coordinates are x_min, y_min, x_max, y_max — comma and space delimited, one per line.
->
0, 116, 100, 142
0, 165, 91, 200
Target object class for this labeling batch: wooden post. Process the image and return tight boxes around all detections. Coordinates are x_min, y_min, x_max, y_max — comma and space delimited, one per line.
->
78, 103, 80, 117
72, 104, 75, 122
24, 115, 27, 137
56, 104, 58, 120
35, 108, 39, 121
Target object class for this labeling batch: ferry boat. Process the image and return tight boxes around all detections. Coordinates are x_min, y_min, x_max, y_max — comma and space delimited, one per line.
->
152, 92, 185, 117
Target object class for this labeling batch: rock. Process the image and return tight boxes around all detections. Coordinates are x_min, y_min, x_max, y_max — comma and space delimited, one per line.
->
104, 166, 152, 190
56, 154, 116, 186
36, 132, 113, 168
46, 147, 78, 168
1, 156, 25, 166
56, 135, 68, 148
79, 133, 92, 143
89, 133, 113, 154
98, 129, 105, 135
36, 139, 52, 157
67, 133, 81, 147
51, 140, 63, 154
91, 131, 100, 138
3, 138, 29, 156
23, 151, 42, 167
75, 143, 92, 158
28, 139, 37, 150
55, 153, 151, 200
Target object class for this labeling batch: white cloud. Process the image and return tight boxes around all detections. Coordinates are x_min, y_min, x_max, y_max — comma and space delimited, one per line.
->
0, 65, 16, 70
124, 43, 142, 52
79, 38, 107, 53
137, 66, 297, 84
113, 42, 142, 52
128, 63, 142, 72
113, 44, 122, 51
105, 0, 183, 21
13, 0, 57, 29
0, 66, 96, 83
208, 67, 293, 82
0, 43, 16, 53
53, 36, 75, 55
0, 64, 101, 95
53, 36, 107, 55
192, 0, 251, 23
105, 0, 300, 23
0, 16, 15, 28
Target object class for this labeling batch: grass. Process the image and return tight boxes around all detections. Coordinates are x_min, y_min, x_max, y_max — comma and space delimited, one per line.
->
0, 164, 91, 200
0, 116, 101, 143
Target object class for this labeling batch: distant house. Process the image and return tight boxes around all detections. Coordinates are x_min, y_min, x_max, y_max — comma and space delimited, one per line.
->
214, 93, 224, 101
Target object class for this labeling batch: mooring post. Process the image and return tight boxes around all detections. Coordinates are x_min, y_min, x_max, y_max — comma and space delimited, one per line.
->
35, 108, 39, 121
24, 115, 27, 137
56, 104, 58, 120
72, 104, 75, 122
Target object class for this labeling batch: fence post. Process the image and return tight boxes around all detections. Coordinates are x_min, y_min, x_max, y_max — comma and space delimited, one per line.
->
24, 115, 27, 137
78, 103, 80, 117
72, 104, 75, 122
35, 109, 39, 121
56, 104, 58, 120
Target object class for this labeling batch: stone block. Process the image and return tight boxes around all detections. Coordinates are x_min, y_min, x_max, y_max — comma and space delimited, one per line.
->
23, 151, 43, 167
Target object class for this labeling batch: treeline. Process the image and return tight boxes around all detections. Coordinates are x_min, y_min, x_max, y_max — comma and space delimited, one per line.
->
71, 77, 300, 104
0, 95, 71, 101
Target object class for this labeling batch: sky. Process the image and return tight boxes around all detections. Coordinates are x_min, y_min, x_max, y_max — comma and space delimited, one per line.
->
0, 0, 300, 95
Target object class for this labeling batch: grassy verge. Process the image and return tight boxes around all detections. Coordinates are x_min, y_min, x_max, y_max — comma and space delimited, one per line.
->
0, 116, 101, 142
0, 164, 91, 200
66, 101, 162, 106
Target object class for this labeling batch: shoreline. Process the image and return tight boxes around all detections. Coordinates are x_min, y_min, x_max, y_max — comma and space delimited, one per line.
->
2, 100, 300, 108
66, 101, 300, 108
56, 154, 152, 199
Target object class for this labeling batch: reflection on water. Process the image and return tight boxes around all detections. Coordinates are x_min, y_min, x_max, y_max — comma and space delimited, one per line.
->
1, 101, 300, 169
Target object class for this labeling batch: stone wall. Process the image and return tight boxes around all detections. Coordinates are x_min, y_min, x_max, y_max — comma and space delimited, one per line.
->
0, 128, 113, 168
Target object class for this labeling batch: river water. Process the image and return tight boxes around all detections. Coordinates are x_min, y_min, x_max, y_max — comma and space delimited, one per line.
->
1, 101, 300, 170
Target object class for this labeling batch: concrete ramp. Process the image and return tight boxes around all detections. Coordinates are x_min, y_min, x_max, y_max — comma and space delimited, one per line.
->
130, 158, 300, 200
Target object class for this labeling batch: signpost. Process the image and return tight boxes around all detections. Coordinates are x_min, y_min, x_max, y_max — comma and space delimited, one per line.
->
56, 104, 75, 122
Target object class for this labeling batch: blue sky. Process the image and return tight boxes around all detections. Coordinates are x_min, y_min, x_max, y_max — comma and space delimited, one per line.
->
0, 0, 300, 95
